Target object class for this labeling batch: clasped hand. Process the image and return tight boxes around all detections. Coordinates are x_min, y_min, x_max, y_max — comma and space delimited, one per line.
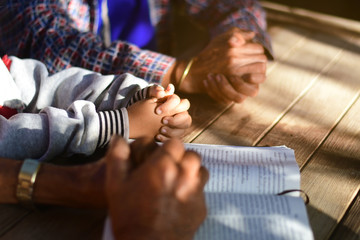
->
106, 137, 209, 240
127, 84, 192, 141
180, 27, 268, 104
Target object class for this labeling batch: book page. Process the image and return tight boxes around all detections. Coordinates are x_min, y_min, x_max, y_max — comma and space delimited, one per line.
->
195, 193, 314, 240
184, 143, 300, 195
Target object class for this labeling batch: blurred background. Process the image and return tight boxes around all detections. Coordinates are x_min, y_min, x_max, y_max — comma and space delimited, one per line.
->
265, 0, 360, 21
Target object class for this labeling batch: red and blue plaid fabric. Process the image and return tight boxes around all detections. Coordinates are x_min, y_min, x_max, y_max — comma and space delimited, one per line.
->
0, 0, 272, 84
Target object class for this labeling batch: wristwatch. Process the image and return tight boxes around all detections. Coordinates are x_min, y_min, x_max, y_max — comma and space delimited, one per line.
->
16, 159, 42, 207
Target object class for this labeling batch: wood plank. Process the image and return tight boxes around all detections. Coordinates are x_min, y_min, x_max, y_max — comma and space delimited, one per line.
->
262, 1, 360, 34
1, 206, 106, 240
299, 95, 360, 240
253, 33, 360, 239
190, 23, 344, 146
257, 34, 360, 166
0, 205, 29, 237
330, 190, 360, 240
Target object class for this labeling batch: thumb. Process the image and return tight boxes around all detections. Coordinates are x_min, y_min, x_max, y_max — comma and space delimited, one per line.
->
241, 31, 256, 41
229, 31, 256, 47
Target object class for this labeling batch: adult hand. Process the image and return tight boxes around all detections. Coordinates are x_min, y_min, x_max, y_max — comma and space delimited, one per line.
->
105, 137, 209, 240
174, 27, 267, 104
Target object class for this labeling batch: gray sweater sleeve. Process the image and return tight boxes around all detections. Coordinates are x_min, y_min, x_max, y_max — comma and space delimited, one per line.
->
0, 57, 149, 161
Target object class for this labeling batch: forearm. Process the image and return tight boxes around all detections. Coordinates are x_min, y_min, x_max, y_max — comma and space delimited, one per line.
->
0, 103, 99, 161
0, 158, 21, 203
0, 158, 106, 208
162, 59, 190, 91
33, 162, 106, 208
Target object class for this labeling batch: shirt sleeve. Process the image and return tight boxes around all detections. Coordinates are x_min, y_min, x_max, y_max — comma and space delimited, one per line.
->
0, 101, 130, 162
0, 0, 174, 84
0, 56, 151, 162
182, 0, 274, 59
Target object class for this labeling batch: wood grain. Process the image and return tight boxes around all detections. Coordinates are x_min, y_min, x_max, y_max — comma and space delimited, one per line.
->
0, 205, 29, 237
1, 206, 106, 240
300, 95, 360, 239
330, 190, 360, 240
258, 35, 360, 166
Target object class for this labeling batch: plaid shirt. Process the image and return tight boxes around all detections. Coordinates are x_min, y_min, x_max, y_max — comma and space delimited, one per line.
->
0, 0, 272, 84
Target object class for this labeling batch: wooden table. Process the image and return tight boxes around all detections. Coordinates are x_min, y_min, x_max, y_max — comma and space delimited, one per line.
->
1, 2, 359, 239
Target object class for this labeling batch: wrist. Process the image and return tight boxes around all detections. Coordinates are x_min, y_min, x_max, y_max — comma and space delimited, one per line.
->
33, 163, 106, 208
164, 60, 187, 91
97, 109, 129, 148
168, 58, 204, 94
0, 158, 22, 204
16, 159, 42, 208
177, 58, 194, 91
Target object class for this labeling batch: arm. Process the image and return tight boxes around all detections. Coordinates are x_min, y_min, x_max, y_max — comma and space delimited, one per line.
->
0, 157, 106, 207
165, 1, 271, 103
0, 101, 129, 161
0, 0, 174, 84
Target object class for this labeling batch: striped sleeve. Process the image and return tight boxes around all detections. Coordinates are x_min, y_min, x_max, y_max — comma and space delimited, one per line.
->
96, 108, 129, 148
126, 86, 150, 107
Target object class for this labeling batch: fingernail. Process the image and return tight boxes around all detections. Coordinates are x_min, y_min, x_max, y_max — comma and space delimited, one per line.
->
207, 73, 214, 80
156, 134, 163, 142
203, 80, 208, 88
163, 119, 169, 125
156, 108, 162, 115
161, 128, 167, 134
216, 74, 222, 82
230, 36, 238, 43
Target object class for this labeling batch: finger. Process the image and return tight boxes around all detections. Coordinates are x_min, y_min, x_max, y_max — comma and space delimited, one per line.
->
229, 76, 259, 97
145, 143, 180, 191
146, 139, 186, 190
105, 136, 131, 193
204, 74, 233, 104
164, 83, 175, 96
214, 74, 247, 103
148, 84, 165, 99
238, 43, 265, 54
229, 53, 267, 68
203, 79, 224, 103
242, 73, 266, 84
151, 138, 185, 164
241, 31, 256, 41
175, 151, 203, 200
169, 98, 191, 115
229, 31, 256, 47
163, 111, 192, 129
130, 137, 159, 168
199, 166, 209, 189
159, 126, 186, 138
235, 62, 267, 75
155, 94, 181, 115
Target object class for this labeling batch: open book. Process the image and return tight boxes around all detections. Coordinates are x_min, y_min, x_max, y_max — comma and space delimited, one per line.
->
183, 143, 314, 240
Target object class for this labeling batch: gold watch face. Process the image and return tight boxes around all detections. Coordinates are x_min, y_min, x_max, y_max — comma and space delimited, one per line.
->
16, 159, 41, 204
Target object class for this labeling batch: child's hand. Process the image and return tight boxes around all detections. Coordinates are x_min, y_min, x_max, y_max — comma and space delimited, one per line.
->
154, 94, 192, 142
127, 99, 163, 139
148, 84, 175, 99
127, 93, 191, 141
